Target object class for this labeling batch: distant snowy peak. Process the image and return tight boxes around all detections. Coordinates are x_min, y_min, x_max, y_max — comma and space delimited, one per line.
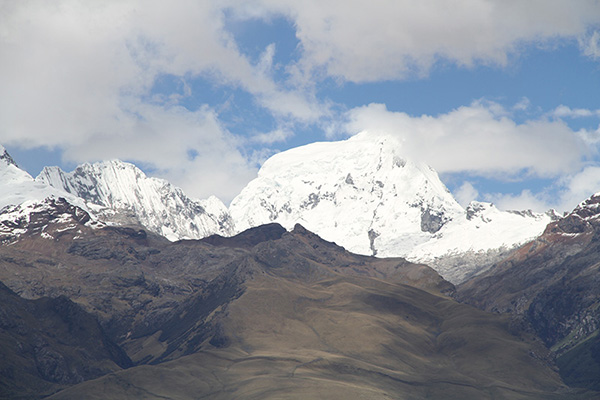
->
230, 131, 554, 283
0, 197, 98, 245
230, 131, 465, 255
37, 160, 234, 240
0, 147, 95, 245
0, 147, 86, 213
0, 145, 18, 168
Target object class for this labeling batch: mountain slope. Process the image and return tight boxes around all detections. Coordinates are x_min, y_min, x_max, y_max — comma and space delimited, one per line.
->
458, 193, 600, 391
37, 160, 234, 240
50, 275, 572, 400
0, 281, 130, 399
229, 131, 554, 283
0, 214, 589, 399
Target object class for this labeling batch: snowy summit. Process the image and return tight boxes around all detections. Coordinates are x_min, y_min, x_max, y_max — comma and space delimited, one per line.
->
230, 131, 555, 283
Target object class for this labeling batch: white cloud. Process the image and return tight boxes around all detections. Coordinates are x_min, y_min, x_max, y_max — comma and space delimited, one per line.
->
0, 0, 326, 202
580, 30, 600, 59
345, 101, 593, 178
483, 166, 600, 213
552, 105, 600, 118
58, 103, 257, 203
556, 166, 600, 210
0, 0, 320, 124
343, 101, 600, 212
250, 128, 294, 144
484, 190, 555, 213
513, 97, 531, 112
2, 0, 600, 206
243, 0, 600, 82
454, 181, 479, 208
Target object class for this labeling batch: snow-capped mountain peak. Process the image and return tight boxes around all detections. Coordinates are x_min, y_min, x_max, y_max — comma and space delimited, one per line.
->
230, 131, 464, 254
1, 137, 555, 283
0, 146, 95, 244
37, 160, 234, 240
229, 131, 553, 283
0, 147, 85, 212
0, 145, 18, 168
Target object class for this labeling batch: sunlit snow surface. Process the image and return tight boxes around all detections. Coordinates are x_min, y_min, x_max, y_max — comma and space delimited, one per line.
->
1, 138, 555, 283
0, 146, 93, 242
37, 160, 234, 240
230, 132, 554, 283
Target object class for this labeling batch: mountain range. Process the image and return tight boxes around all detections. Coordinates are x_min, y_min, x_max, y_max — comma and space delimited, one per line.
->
1, 134, 599, 398
2, 133, 556, 284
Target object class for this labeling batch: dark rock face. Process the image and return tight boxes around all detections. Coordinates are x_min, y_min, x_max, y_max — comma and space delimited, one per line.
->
0, 197, 91, 244
420, 208, 446, 233
200, 222, 286, 249
0, 147, 18, 167
0, 282, 130, 399
466, 202, 488, 221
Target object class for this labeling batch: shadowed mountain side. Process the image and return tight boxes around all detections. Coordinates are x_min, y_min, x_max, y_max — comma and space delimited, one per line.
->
0, 220, 451, 361
49, 270, 582, 400
200, 222, 287, 248
0, 281, 131, 399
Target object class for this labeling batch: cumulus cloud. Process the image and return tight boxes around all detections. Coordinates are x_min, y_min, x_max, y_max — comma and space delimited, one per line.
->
345, 101, 593, 178
2, 0, 600, 205
250, 128, 294, 144
0, 0, 325, 202
454, 181, 479, 208
580, 30, 600, 59
484, 190, 556, 213
557, 166, 600, 210
57, 102, 257, 202
241, 0, 600, 82
552, 105, 600, 118
484, 166, 600, 213
344, 101, 600, 212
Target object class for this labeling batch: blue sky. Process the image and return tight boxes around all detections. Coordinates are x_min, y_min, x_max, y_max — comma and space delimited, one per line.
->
2, 1, 600, 211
